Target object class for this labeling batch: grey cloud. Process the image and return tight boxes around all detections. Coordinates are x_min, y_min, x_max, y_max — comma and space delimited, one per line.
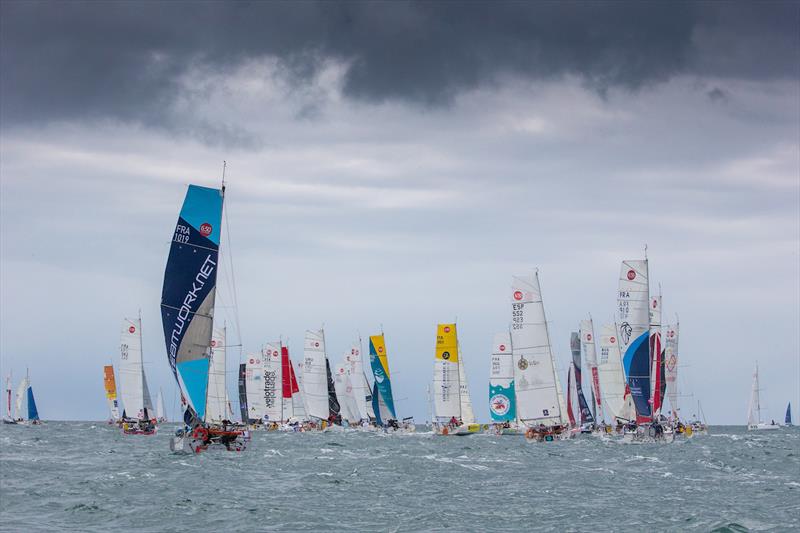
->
1, 1, 797, 132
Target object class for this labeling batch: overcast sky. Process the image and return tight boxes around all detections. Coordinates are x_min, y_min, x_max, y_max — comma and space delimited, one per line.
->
1, 1, 798, 424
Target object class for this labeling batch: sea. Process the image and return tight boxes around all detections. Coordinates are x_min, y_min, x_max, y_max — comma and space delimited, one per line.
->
1, 423, 798, 532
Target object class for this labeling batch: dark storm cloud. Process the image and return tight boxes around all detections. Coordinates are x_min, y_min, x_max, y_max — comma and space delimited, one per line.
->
1, 0, 797, 128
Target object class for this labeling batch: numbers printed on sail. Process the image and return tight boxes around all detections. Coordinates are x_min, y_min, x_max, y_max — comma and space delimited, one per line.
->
120, 343, 129, 360
174, 224, 190, 244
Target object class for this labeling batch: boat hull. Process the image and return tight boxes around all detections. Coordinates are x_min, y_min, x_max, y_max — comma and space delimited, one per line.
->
748, 423, 780, 431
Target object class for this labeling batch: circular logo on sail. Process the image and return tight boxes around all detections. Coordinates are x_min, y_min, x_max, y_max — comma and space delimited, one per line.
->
499, 344, 506, 352
442, 351, 451, 360
443, 326, 451, 333
128, 325, 136, 334
652, 298, 658, 309
667, 354, 677, 371
314, 342, 319, 348
490, 394, 510, 416
513, 290, 523, 301
586, 333, 592, 341
627, 269, 636, 280
668, 330, 675, 338
378, 346, 384, 354
249, 358, 255, 364
211, 340, 217, 347
610, 336, 616, 344
517, 357, 529, 371
200, 223, 213, 237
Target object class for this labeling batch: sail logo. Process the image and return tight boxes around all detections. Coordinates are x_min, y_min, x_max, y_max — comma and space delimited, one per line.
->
443, 326, 451, 333
167, 254, 216, 364
513, 290, 523, 301
498, 344, 506, 352
517, 358, 529, 371
585, 333, 592, 341
373, 366, 385, 383
200, 223, 213, 237
627, 269, 636, 280
129, 325, 136, 334
667, 354, 677, 371
610, 336, 616, 344
490, 394, 510, 416
442, 351, 451, 360
211, 340, 217, 347
619, 322, 632, 345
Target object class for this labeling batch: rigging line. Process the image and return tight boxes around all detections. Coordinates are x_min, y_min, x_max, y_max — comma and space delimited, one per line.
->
221, 165, 244, 365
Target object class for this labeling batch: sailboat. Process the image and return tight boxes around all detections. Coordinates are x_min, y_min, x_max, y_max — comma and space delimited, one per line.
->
369, 333, 400, 429
510, 272, 568, 442
570, 331, 594, 432
346, 341, 374, 426
618, 259, 652, 425
3, 374, 15, 424
597, 323, 636, 428
162, 183, 247, 453
14, 371, 41, 425
580, 319, 607, 432
488, 332, 519, 434
103, 365, 121, 424
786, 403, 793, 427
119, 316, 157, 435
302, 329, 339, 428
280, 345, 306, 423
432, 323, 480, 435
156, 389, 167, 423
747, 363, 779, 431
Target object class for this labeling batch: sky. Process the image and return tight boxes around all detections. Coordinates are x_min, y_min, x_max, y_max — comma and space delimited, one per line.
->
1, 1, 798, 424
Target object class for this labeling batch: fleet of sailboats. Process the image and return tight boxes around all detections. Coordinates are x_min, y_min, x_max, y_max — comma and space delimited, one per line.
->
3, 182, 777, 447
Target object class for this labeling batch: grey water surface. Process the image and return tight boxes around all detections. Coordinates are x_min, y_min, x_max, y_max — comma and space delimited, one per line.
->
1, 423, 798, 532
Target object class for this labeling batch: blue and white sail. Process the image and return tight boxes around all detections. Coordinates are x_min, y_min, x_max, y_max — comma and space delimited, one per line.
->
786, 403, 792, 426
15, 373, 39, 422
489, 332, 516, 423
617, 259, 652, 422
160, 184, 223, 423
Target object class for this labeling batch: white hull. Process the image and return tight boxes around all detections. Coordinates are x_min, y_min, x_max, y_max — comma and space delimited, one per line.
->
748, 423, 780, 431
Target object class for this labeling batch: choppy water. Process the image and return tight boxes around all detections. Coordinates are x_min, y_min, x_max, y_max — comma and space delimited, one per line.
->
1, 423, 799, 532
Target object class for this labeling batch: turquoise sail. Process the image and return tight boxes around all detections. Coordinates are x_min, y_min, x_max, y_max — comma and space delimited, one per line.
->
489, 382, 516, 422
160, 185, 223, 422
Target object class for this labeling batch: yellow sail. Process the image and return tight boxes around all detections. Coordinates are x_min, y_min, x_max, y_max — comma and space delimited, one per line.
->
369, 334, 391, 378
435, 324, 459, 362
104, 365, 118, 400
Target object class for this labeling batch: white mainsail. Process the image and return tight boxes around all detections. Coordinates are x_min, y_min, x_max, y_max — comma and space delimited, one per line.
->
334, 361, 360, 424
245, 353, 267, 421
262, 342, 283, 423
206, 327, 229, 423
433, 323, 461, 422
457, 346, 476, 425
597, 323, 635, 422
510, 273, 563, 426
303, 329, 330, 421
580, 318, 604, 423
664, 322, 679, 418
119, 317, 154, 421
15, 376, 28, 421
747, 364, 762, 427
348, 342, 373, 421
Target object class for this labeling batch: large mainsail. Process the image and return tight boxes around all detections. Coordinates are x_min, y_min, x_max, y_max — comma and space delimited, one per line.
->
747, 364, 762, 427
489, 332, 516, 423
156, 389, 166, 422
570, 332, 594, 426
103, 365, 121, 420
618, 260, 651, 422
334, 361, 360, 424
281, 345, 302, 421
597, 323, 635, 422
160, 184, 223, 423
664, 322, 679, 418
369, 334, 397, 424
120, 317, 153, 421
15, 376, 28, 421
786, 403, 792, 426
262, 342, 283, 422
580, 319, 604, 423
245, 354, 267, 422
303, 329, 330, 421
347, 343, 372, 421
206, 327, 229, 423
510, 273, 563, 426
433, 323, 461, 422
